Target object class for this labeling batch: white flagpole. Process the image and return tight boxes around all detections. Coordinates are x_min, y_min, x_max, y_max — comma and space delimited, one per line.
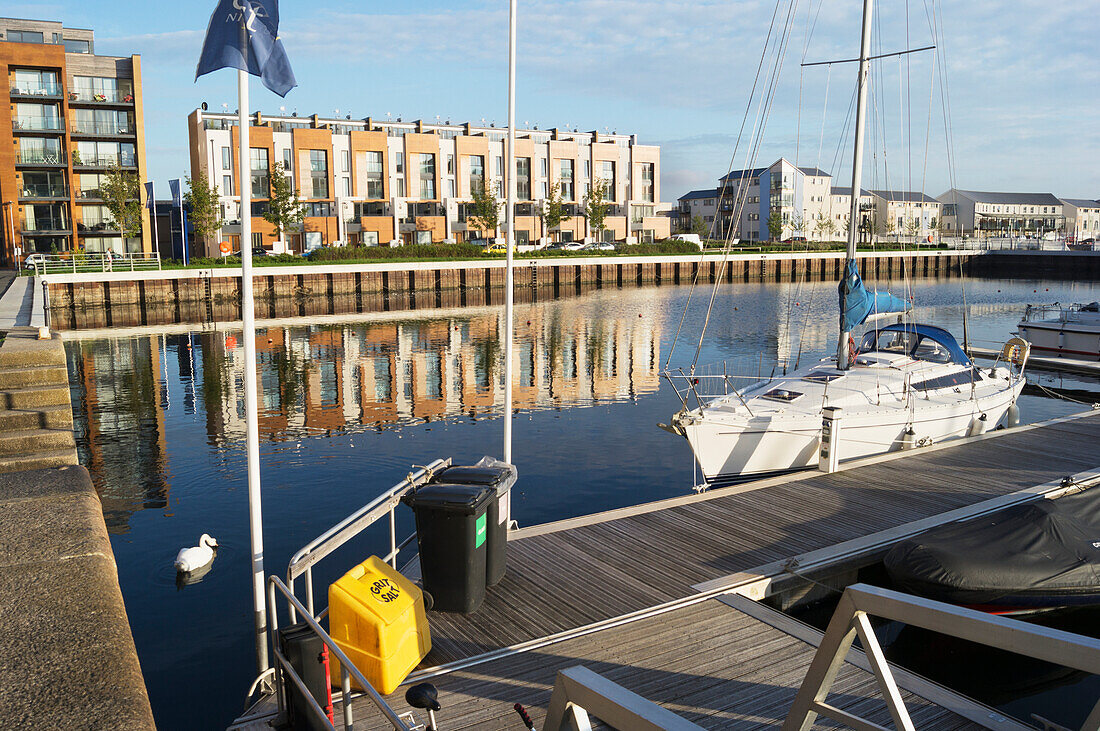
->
503, 0, 517, 519
238, 33, 268, 671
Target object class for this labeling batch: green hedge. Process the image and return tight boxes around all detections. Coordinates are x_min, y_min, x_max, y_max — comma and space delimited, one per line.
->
307, 243, 487, 262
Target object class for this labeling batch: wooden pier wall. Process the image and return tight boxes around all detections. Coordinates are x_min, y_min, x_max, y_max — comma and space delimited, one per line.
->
43, 250, 977, 331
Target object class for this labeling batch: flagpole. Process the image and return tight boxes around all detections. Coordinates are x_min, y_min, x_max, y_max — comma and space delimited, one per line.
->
504, 0, 516, 479
238, 35, 268, 672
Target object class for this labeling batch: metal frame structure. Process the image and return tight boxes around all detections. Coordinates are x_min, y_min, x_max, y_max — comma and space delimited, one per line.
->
30, 251, 161, 274
266, 575, 415, 731
544, 666, 704, 731
286, 458, 450, 621
783, 583, 1100, 731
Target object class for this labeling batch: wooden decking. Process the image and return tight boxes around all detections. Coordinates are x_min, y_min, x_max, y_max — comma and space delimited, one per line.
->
329, 410, 1099, 729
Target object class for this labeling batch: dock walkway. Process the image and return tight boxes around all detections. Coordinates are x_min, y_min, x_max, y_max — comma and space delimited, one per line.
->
326, 410, 1099, 729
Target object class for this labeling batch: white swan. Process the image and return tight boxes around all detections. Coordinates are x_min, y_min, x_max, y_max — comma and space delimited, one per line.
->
175, 534, 218, 573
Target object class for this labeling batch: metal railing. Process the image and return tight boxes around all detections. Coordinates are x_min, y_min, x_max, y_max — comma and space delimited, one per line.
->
20, 183, 67, 198
72, 153, 137, 168
783, 583, 1100, 731
10, 82, 62, 97
286, 458, 449, 621
31, 251, 162, 274
69, 89, 135, 103
70, 121, 134, 135
17, 150, 65, 165
266, 575, 415, 731
544, 666, 704, 730
1022, 302, 1100, 324
22, 217, 68, 232
13, 117, 63, 131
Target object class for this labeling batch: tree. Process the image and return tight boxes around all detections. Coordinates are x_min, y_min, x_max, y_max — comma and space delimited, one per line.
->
102, 163, 142, 248
906, 216, 922, 238
263, 162, 304, 248
691, 215, 708, 238
184, 171, 222, 252
789, 213, 806, 241
467, 178, 501, 238
539, 182, 564, 242
839, 214, 851, 238
814, 216, 836, 241
766, 210, 784, 241
584, 179, 609, 241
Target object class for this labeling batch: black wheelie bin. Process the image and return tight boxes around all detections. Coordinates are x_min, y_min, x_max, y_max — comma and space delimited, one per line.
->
432, 459, 517, 586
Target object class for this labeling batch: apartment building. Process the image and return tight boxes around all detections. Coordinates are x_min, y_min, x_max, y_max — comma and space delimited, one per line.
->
937, 190, 1065, 237
1060, 198, 1100, 241
670, 188, 717, 233
186, 109, 671, 257
869, 190, 942, 238
0, 17, 150, 264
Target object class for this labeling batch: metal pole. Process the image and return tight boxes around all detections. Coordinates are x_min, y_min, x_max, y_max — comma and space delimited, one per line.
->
504, 0, 517, 491
239, 41, 268, 671
837, 0, 874, 371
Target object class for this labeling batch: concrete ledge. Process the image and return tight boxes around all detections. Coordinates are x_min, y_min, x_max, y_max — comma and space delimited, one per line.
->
0, 466, 154, 730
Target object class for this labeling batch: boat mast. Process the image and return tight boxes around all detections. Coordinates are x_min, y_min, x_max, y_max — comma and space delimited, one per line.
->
837, 0, 874, 371
503, 0, 516, 477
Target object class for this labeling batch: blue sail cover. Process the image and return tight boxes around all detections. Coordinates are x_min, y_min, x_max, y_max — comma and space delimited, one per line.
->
839, 260, 909, 332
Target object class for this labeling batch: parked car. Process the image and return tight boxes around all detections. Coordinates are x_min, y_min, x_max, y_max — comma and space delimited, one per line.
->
483, 242, 509, 254
560, 242, 585, 251
22, 253, 46, 271
586, 242, 617, 251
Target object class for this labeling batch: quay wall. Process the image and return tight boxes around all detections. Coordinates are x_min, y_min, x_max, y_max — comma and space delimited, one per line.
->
42, 250, 983, 331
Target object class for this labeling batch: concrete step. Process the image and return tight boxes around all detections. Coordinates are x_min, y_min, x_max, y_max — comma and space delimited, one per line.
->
1, 384, 71, 410
0, 405, 72, 432
0, 448, 79, 474
0, 428, 75, 456
0, 365, 68, 390
0, 327, 66, 369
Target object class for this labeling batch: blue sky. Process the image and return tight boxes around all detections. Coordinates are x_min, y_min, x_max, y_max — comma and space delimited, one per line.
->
13, 0, 1098, 201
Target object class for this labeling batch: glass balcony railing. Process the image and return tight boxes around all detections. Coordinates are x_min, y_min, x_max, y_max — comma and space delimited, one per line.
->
79, 188, 104, 199
77, 220, 118, 232
23, 217, 69, 232
72, 153, 136, 168
20, 183, 67, 198
68, 89, 135, 104
70, 121, 135, 135
10, 82, 63, 97
13, 117, 63, 131
17, 150, 66, 165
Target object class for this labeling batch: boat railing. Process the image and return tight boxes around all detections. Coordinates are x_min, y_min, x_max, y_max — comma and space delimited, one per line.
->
783, 583, 1100, 731
285, 458, 451, 622
266, 574, 417, 731
1022, 302, 1099, 324
544, 665, 705, 730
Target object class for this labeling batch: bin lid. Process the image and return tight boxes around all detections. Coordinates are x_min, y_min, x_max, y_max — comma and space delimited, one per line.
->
404, 483, 494, 514
435, 465, 510, 488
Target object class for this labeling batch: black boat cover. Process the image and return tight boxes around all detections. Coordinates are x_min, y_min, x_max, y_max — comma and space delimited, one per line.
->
884, 487, 1100, 606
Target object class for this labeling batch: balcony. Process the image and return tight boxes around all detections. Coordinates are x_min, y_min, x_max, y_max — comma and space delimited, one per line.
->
67, 90, 135, 105
77, 221, 120, 234
17, 150, 66, 166
12, 117, 64, 133
72, 153, 136, 169
23, 217, 70, 234
69, 120, 135, 137
19, 183, 67, 199
10, 82, 63, 99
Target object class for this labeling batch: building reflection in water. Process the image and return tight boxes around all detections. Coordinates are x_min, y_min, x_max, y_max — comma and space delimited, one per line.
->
65, 300, 663, 532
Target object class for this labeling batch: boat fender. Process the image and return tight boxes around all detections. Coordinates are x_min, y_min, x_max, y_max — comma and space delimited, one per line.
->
1007, 402, 1021, 428
901, 427, 915, 450
968, 413, 988, 437
848, 335, 857, 367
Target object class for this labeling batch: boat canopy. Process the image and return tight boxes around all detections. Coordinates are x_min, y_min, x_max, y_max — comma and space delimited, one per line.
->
839, 260, 910, 332
858, 323, 972, 366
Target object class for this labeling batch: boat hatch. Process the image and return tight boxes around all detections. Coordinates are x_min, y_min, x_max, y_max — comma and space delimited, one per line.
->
911, 368, 982, 392
802, 370, 845, 384
762, 387, 804, 402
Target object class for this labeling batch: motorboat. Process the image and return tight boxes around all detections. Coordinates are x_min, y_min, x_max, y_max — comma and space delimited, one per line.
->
668, 322, 1028, 482
885, 485, 1100, 615
1018, 302, 1100, 361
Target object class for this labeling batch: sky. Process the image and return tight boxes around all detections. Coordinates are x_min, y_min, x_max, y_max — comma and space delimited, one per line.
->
11, 0, 1099, 202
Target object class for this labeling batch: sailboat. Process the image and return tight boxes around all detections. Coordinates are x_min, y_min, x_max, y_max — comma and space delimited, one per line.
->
663, 1, 1030, 484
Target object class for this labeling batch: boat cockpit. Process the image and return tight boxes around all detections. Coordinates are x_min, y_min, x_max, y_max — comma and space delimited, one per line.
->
858, 324, 971, 367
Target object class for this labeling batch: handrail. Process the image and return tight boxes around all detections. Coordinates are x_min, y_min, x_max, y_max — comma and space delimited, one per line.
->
32, 251, 161, 275
544, 666, 704, 731
266, 575, 414, 731
783, 583, 1100, 731
287, 458, 450, 620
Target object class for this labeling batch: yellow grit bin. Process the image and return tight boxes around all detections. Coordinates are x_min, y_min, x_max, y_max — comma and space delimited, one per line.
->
327, 556, 431, 694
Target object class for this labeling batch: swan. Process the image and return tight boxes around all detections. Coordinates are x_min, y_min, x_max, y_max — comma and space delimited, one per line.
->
175, 534, 218, 573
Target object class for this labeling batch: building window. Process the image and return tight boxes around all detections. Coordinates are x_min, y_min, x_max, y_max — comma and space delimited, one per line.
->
584, 160, 591, 179
7, 30, 44, 43
12, 69, 59, 96
445, 179, 456, 198
516, 157, 531, 200
365, 151, 384, 199
71, 76, 133, 103
282, 148, 292, 170
63, 38, 90, 53
341, 177, 351, 196
393, 151, 404, 175
72, 108, 133, 135
495, 156, 503, 176
418, 153, 436, 200
640, 163, 654, 203
559, 160, 574, 200
540, 157, 548, 177
341, 150, 350, 172
309, 150, 328, 198
599, 162, 615, 200
222, 175, 233, 194
468, 155, 484, 194
75, 140, 135, 167
222, 146, 232, 170
540, 181, 548, 198
394, 178, 405, 197
447, 154, 455, 175
250, 148, 269, 198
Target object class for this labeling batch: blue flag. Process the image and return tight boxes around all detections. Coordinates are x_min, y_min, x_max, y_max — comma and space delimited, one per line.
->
168, 179, 182, 206
144, 181, 155, 210
196, 0, 296, 97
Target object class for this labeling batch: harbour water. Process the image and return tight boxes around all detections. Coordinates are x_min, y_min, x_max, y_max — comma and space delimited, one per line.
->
64, 275, 1100, 729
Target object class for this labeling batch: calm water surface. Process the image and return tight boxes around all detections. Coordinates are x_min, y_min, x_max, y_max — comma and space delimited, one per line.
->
64, 275, 1100, 729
